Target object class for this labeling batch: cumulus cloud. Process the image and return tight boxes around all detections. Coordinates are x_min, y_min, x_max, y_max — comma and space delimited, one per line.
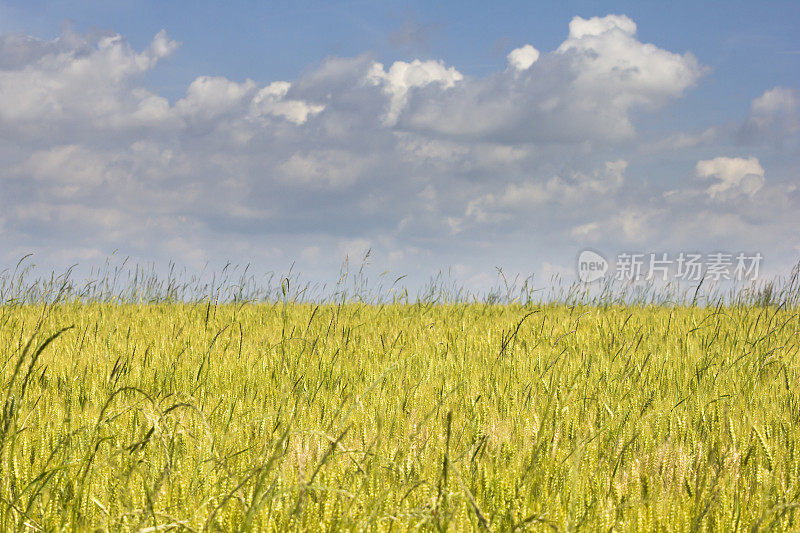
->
695, 156, 765, 199
0, 29, 179, 137
507, 44, 540, 71
250, 81, 325, 125
557, 15, 702, 109
366, 59, 463, 125
564, 14, 637, 39
279, 150, 371, 188
740, 86, 799, 142
456, 159, 628, 230
0, 27, 328, 146
399, 14, 703, 142
0, 17, 797, 284
19, 145, 113, 187
176, 76, 257, 122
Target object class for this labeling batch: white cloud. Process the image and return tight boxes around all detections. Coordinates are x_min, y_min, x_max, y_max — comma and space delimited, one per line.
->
695, 156, 765, 199
0, 30, 179, 134
639, 127, 719, 153
741, 86, 799, 141
507, 44, 540, 71
0, 19, 797, 284
279, 150, 369, 188
556, 14, 703, 115
0, 28, 326, 143
464, 158, 627, 221
250, 81, 324, 125
752, 86, 798, 121
613, 207, 662, 244
366, 59, 463, 125
562, 14, 637, 40
14, 202, 127, 230
19, 145, 113, 187
401, 15, 703, 142
570, 221, 601, 241
176, 76, 257, 122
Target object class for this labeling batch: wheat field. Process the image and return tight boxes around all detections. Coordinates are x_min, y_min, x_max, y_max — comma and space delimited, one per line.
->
1, 293, 799, 531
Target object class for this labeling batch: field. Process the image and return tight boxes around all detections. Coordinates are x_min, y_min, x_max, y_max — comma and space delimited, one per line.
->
2, 296, 800, 531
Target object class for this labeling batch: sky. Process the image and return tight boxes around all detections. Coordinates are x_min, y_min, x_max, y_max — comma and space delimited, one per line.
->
0, 1, 798, 293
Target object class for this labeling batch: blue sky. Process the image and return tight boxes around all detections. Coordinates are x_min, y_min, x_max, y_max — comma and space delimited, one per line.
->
0, 1, 798, 291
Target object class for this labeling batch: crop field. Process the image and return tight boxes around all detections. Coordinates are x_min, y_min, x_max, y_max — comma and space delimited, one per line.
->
2, 294, 800, 530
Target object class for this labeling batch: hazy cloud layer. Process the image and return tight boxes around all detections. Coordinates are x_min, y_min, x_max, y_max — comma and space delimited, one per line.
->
0, 15, 798, 287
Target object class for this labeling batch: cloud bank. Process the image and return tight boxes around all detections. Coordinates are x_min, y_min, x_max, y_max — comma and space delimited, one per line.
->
0, 15, 798, 286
